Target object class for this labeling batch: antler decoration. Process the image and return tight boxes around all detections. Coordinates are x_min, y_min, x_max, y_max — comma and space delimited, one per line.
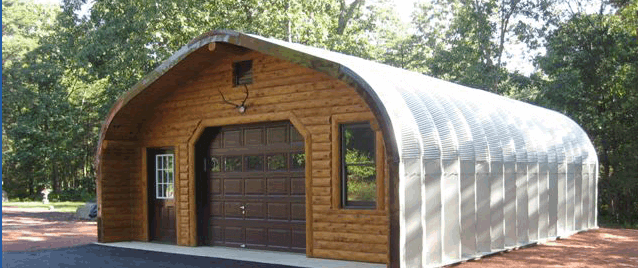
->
218, 85, 249, 113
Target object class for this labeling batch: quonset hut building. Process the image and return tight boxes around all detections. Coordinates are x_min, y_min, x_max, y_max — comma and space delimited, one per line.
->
96, 30, 598, 267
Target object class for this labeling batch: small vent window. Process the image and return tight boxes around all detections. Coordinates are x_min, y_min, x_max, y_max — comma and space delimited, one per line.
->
233, 60, 253, 86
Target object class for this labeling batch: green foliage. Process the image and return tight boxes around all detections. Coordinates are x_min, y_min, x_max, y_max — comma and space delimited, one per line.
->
536, 4, 638, 226
345, 148, 376, 202
409, 0, 557, 94
345, 148, 376, 179
3, 0, 636, 229
2, 0, 398, 201
2, 0, 59, 69
347, 177, 376, 202
48, 188, 96, 202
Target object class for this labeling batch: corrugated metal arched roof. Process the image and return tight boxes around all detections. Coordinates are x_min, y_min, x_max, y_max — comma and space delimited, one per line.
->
97, 30, 598, 267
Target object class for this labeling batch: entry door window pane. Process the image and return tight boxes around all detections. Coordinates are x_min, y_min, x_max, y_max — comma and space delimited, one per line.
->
156, 154, 175, 199
341, 123, 376, 208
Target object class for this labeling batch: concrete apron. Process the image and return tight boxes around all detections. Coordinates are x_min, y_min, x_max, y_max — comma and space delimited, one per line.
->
95, 242, 386, 268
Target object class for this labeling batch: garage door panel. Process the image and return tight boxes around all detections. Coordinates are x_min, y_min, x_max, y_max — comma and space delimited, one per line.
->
245, 128, 264, 146
291, 203, 305, 221
268, 229, 291, 248
245, 202, 266, 219
268, 203, 290, 220
224, 227, 245, 244
267, 178, 290, 195
204, 121, 305, 252
211, 202, 223, 217
224, 202, 243, 219
267, 126, 288, 144
246, 228, 267, 245
211, 226, 223, 242
223, 130, 242, 148
210, 179, 222, 195
291, 178, 305, 195
223, 179, 243, 195
245, 178, 265, 195
291, 230, 306, 249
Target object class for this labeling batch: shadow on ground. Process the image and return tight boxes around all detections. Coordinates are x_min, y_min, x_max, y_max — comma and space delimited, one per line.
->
2, 244, 300, 268
2, 208, 97, 252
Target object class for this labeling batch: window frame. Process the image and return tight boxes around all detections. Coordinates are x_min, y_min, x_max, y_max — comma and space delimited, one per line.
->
233, 60, 253, 86
340, 122, 377, 209
331, 114, 385, 211
155, 153, 175, 200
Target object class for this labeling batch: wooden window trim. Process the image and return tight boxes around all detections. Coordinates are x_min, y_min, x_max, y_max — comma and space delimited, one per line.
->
331, 113, 385, 211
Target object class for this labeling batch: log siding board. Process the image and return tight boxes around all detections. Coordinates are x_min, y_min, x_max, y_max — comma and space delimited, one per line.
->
100, 49, 389, 263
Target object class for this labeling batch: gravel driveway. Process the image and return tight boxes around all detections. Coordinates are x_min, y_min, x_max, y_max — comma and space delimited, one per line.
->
3, 206, 637, 267
2, 207, 97, 252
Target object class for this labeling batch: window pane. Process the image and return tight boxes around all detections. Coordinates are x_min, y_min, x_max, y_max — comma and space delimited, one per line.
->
267, 154, 287, 171
341, 123, 376, 208
167, 169, 173, 184
290, 152, 305, 170
225, 156, 242, 172
210, 156, 220, 172
162, 184, 167, 198
245, 155, 264, 171
167, 156, 173, 170
346, 165, 377, 202
167, 183, 174, 198
157, 155, 162, 171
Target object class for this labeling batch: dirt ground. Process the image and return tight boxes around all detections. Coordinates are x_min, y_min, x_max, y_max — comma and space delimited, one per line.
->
2, 206, 97, 252
2, 207, 637, 267
455, 228, 638, 268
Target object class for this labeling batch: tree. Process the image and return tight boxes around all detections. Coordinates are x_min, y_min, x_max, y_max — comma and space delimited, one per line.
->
410, 0, 557, 93
2, 0, 400, 200
536, 3, 638, 225
2, 0, 59, 69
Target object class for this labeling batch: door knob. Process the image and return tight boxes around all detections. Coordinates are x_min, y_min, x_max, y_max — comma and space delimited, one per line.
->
239, 205, 245, 210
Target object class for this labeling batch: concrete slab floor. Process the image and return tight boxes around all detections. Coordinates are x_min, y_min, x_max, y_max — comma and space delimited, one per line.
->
96, 242, 386, 268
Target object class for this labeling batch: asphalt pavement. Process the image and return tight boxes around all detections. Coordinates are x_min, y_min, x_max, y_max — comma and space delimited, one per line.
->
2, 244, 300, 268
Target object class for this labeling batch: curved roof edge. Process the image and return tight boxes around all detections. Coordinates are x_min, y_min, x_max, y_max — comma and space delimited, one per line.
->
96, 29, 597, 173
95, 30, 399, 166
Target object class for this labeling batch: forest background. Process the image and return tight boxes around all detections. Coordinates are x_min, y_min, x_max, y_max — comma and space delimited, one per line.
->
2, 0, 636, 227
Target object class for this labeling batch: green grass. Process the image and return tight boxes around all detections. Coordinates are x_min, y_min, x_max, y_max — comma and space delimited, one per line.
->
2, 201, 86, 213
347, 177, 377, 202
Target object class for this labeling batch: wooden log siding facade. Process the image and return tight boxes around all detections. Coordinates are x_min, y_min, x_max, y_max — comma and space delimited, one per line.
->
97, 30, 598, 267
98, 47, 390, 263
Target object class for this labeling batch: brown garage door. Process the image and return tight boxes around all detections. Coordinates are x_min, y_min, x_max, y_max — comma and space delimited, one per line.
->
203, 121, 306, 253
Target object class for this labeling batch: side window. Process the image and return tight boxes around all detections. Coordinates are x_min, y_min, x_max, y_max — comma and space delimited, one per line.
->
156, 154, 175, 199
340, 122, 376, 208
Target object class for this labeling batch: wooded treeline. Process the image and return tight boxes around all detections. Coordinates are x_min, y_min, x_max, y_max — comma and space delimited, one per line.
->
2, 0, 636, 226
